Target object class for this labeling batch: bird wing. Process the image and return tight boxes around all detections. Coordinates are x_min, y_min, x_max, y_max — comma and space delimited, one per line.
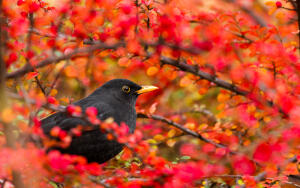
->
41, 102, 124, 163
41, 102, 114, 135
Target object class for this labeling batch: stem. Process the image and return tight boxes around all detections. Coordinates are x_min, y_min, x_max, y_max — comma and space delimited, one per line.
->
137, 113, 235, 154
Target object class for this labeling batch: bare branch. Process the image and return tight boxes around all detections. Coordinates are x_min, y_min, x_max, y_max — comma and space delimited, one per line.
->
281, 7, 297, 11
6, 42, 125, 79
0, 1, 25, 187
160, 56, 288, 117
137, 113, 236, 154
160, 56, 248, 96
6, 39, 288, 117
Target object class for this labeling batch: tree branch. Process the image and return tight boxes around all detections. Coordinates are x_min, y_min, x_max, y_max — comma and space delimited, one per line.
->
6, 42, 125, 79
0, 1, 25, 187
137, 113, 235, 154
281, 7, 297, 11
160, 56, 288, 117
6, 40, 287, 117
160, 56, 248, 96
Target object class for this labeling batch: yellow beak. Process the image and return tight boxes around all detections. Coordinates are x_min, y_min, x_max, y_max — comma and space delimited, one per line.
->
136, 85, 159, 94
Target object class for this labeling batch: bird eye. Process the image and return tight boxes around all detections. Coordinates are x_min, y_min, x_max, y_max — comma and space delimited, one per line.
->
122, 85, 131, 93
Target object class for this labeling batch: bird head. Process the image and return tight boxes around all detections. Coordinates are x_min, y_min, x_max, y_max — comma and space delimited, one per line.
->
98, 79, 158, 105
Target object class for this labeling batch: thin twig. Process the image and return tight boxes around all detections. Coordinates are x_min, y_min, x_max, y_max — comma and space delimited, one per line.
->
160, 56, 248, 96
35, 77, 47, 96
281, 7, 297, 11
89, 176, 114, 188
137, 113, 235, 154
6, 39, 288, 117
160, 56, 288, 117
47, 60, 69, 95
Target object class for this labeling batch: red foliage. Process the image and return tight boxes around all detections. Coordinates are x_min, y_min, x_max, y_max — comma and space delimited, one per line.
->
253, 143, 272, 162
233, 156, 256, 175
1, 0, 300, 187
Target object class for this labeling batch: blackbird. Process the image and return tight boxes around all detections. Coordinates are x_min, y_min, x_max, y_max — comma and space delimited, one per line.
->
41, 79, 158, 163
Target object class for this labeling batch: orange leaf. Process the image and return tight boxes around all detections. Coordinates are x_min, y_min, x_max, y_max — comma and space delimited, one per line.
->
184, 122, 196, 130
26, 72, 39, 80
64, 66, 78, 78
217, 93, 230, 103
268, 7, 277, 15
198, 87, 208, 95
118, 57, 130, 67
179, 76, 193, 87
265, 1, 275, 6
1, 108, 15, 123
147, 66, 159, 76
49, 89, 58, 96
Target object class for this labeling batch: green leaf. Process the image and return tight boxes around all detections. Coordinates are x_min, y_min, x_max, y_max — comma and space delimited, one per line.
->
181, 156, 191, 160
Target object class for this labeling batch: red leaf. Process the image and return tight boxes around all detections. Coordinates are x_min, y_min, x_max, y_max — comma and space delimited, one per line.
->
6, 52, 18, 68
26, 50, 35, 59
29, 2, 40, 13
233, 155, 256, 175
253, 143, 272, 162
193, 40, 213, 51
17, 0, 25, 6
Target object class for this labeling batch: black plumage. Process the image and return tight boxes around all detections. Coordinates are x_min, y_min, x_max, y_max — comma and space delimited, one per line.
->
41, 79, 157, 163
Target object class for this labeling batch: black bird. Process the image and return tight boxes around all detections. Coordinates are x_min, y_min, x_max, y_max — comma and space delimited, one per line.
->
41, 79, 158, 163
